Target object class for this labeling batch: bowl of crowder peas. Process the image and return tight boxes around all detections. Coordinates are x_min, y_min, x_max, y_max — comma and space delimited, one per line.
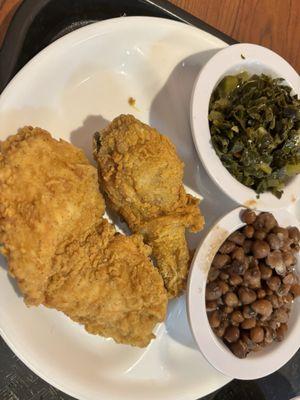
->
190, 43, 300, 210
187, 207, 300, 380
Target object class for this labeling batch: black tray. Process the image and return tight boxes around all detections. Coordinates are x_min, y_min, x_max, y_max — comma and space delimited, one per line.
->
0, 1, 299, 400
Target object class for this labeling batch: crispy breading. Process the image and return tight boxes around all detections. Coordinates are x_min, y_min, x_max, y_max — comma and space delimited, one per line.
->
0, 127, 104, 305
0, 127, 167, 346
94, 115, 204, 297
45, 220, 166, 347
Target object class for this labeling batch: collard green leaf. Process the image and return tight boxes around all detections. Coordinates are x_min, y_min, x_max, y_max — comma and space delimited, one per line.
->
209, 73, 300, 198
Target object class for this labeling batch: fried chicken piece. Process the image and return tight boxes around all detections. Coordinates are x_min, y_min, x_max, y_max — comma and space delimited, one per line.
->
0, 127, 167, 347
45, 220, 166, 347
0, 127, 104, 306
93, 114, 204, 298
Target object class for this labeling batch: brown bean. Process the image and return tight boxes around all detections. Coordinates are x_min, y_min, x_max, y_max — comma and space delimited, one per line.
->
276, 323, 288, 341
272, 226, 289, 241
266, 233, 282, 250
229, 274, 243, 286
283, 273, 295, 286
241, 318, 256, 329
251, 299, 273, 316
241, 209, 257, 224
243, 305, 257, 319
244, 267, 261, 289
291, 284, 300, 298
219, 240, 236, 254
238, 287, 257, 305
272, 308, 289, 324
254, 212, 278, 232
282, 292, 294, 304
230, 339, 248, 358
206, 282, 223, 301
218, 281, 229, 295
231, 311, 244, 325
278, 284, 291, 297
243, 225, 254, 238
219, 272, 229, 281
214, 321, 229, 337
257, 288, 266, 299
224, 326, 240, 343
288, 227, 300, 243
283, 302, 292, 312
228, 231, 245, 246
291, 243, 300, 254
231, 247, 245, 262
281, 238, 293, 252
230, 259, 248, 275
224, 292, 239, 307
212, 254, 231, 269
266, 250, 284, 268
266, 276, 281, 291
206, 300, 218, 312
208, 310, 222, 328
253, 344, 264, 352
264, 327, 275, 344
250, 326, 265, 343
266, 287, 273, 296
282, 252, 296, 267
252, 240, 270, 259
243, 239, 253, 254
269, 319, 280, 330
277, 296, 284, 308
224, 306, 234, 314
260, 316, 272, 325
260, 264, 273, 280
240, 333, 259, 352
275, 264, 287, 276
254, 230, 267, 240
249, 257, 259, 268
208, 268, 220, 282
267, 294, 280, 309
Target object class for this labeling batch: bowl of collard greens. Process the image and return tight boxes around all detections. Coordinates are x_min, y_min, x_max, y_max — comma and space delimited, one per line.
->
190, 43, 300, 210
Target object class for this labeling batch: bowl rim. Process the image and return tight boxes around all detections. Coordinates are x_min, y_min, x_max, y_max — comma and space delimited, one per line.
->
190, 43, 300, 211
187, 206, 300, 380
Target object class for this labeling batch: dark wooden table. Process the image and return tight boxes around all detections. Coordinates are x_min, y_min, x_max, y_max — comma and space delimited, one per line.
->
1, 0, 300, 72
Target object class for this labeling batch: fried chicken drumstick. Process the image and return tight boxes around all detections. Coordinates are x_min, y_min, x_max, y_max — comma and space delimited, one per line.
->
0, 127, 167, 347
94, 115, 204, 298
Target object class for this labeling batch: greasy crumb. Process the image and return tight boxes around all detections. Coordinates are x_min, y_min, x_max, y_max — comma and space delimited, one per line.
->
244, 199, 257, 208
128, 97, 136, 107
241, 54, 245, 59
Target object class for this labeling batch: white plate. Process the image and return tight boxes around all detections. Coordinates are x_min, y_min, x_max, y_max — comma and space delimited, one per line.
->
0, 16, 243, 400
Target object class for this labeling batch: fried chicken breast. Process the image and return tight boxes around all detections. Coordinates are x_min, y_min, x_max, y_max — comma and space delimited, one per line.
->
93, 115, 204, 298
0, 127, 167, 347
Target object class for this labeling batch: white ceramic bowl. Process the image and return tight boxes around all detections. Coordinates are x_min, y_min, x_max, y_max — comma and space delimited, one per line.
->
187, 207, 300, 380
190, 43, 300, 210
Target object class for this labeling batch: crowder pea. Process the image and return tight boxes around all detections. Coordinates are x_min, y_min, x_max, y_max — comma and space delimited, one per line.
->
209, 72, 300, 198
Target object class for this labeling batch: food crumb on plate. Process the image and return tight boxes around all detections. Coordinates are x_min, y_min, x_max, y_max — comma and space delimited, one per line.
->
128, 97, 136, 107
244, 199, 257, 208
